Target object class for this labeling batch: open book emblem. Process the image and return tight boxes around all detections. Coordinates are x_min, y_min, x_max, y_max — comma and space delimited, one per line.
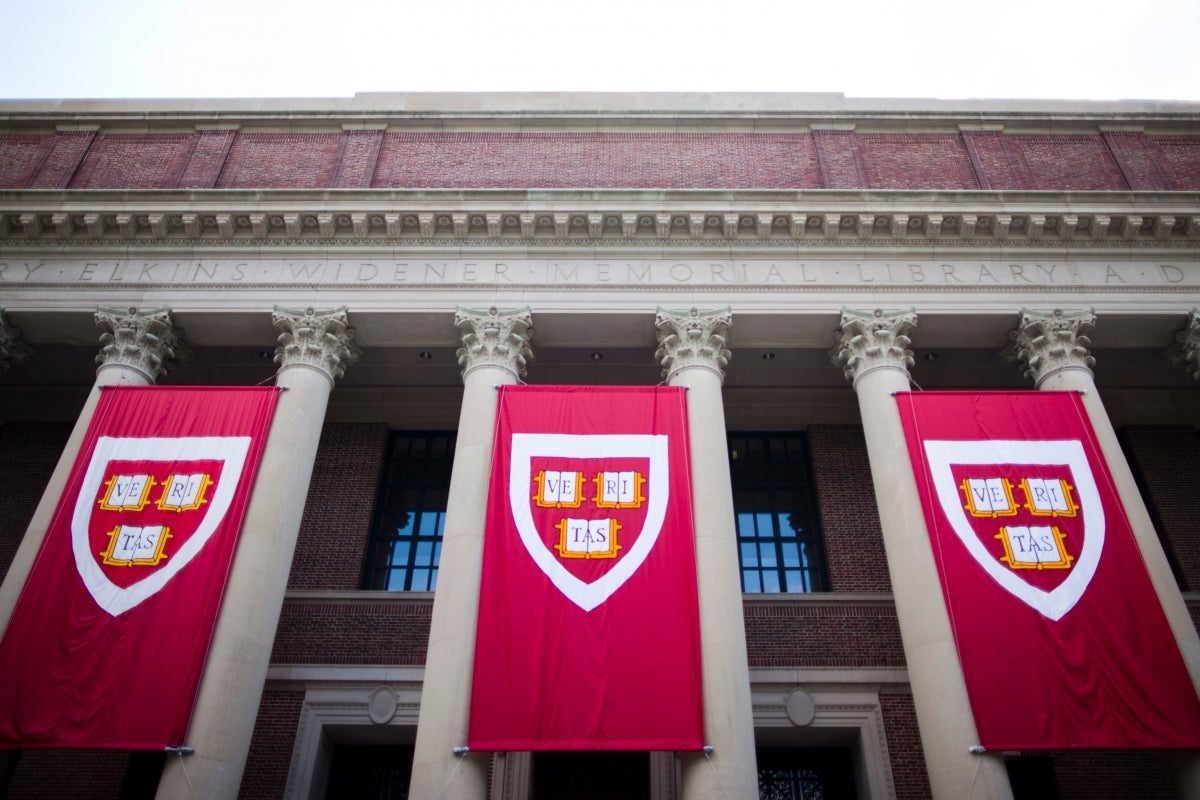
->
509, 433, 668, 612
923, 440, 1104, 621
72, 436, 251, 616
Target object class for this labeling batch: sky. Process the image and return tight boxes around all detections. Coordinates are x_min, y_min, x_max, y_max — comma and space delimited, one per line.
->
0, 0, 1198, 102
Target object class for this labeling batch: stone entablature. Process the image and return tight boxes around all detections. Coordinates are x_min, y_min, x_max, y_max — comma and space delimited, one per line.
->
1, 198, 1198, 246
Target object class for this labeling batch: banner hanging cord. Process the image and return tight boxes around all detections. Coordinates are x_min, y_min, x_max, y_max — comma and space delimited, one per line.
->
702, 746, 733, 800
164, 748, 198, 800
433, 747, 469, 800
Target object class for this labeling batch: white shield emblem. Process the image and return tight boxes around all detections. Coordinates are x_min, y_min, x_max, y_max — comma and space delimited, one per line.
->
923, 439, 1104, 621
72, 436, 251, 617
509, 433, 669, 612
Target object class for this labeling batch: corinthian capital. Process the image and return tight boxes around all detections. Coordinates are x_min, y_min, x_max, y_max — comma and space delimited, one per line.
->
1006, 308, 1096, 387
455, 306, 534, 381
654, 306, 732, 384
0, 308, 32, 370
1173, 310, 1200, 381
273, 306, 361, 384
95, 307, 185, 383
832, 308, 917, 389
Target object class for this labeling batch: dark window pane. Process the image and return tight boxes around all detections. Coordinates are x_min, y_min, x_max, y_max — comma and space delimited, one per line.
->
730, 433, 828, 594
363, 431, 456, 591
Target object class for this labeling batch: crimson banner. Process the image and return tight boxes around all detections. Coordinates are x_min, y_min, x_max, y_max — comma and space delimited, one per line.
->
0, 386, 277, 749
469, 385, 704, 750
897, 390, 1200, 749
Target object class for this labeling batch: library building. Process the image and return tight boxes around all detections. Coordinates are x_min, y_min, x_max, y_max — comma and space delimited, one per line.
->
0, 92, 1199, 800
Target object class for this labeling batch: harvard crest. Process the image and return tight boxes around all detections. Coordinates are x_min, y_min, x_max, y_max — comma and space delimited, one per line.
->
510, 434, 668, 612
72, 436, 251, 616
924, 439, 1104, 621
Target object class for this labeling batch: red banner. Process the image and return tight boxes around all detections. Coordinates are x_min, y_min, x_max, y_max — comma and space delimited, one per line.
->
469, 385, 704, 750
897, 390, 1200, 749
0, 386, 277, 749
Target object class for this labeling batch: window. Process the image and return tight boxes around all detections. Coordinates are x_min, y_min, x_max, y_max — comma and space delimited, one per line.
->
362, 432, 455, 591
730, 433, 828, 593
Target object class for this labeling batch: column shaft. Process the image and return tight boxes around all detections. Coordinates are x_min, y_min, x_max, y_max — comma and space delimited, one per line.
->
409, 306, 532, 800
837, 308, 1013, 800
1011, 308, 1200, 799
674, 367, 759, 799
655, 306, 759, 800
156, 306, 357, 799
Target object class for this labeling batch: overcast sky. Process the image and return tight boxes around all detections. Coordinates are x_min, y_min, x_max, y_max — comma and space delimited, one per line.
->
0, 0, 1197, 102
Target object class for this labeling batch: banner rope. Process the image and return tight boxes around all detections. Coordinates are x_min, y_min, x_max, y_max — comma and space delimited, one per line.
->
433, 748, 468, 800
174, 750, 198, 800
701, 748, 733, 800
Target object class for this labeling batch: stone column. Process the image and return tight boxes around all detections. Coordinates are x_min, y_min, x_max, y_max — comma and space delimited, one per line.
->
654, 306, 759, 800
409, 306, 533, 800
0, 307, 181, 639
1009, 308, 1200, 799
833, 308, 1013, 800
156, 306, 359, 800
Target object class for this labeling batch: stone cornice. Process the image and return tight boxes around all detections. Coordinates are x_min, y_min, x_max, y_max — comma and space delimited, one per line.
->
2, 92, 1198, 129
1, 191, 1197, 248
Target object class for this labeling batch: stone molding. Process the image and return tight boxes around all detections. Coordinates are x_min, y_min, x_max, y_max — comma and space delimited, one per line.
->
0, 308, 32, 370
1006, 308, 1097, 388
2, 204, 1198, 248
1173, 309, 1200, 381
454, 305, 533, 382
654, 306, 732, 384
832, 308, 917, 390
272, 305, 361, 385
94, 306, 184, 383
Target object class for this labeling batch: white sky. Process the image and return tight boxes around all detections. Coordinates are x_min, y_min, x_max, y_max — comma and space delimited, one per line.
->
0, 0, 1198, 101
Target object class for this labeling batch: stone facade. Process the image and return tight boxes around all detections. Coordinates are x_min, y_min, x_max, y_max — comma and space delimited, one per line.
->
0, 93, 1198, 800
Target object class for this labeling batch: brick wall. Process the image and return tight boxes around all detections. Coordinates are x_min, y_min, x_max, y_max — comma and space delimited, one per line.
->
0, 422, 73, 583
858, 133, 981, 190
287, 422, 389, 590
1050, 750, 1174, 799
3, 751, 131, 799
1120, 426, 1200, 590
878, 692, 932, 800
71, 134, 196, 189
270, 599, 432, 665
3, 129, 1198, 190
808, 425, 891, 593
0, 135, 54, 189
743, 600, 904, 668
238, 689, 305, 800
216, 133, 344, 189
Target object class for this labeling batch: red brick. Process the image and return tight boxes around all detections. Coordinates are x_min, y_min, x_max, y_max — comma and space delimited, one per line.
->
0, 422, 72, 583
216, 133, 343, 189
270, 600, 432, 665
809, 425, 891, 593
288, 423, 388, 591
878, 693, 932, 800
372, 131, 824, 189
859, 133, 980, 190
26, 131, 94, 189
70, 133, 196, 189
238, 689, 305, 800
0, 134, 55, 189
177, 130, 236, 188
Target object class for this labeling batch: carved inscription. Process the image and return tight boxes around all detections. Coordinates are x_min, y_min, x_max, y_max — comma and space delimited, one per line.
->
0, 259, 1192, 288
